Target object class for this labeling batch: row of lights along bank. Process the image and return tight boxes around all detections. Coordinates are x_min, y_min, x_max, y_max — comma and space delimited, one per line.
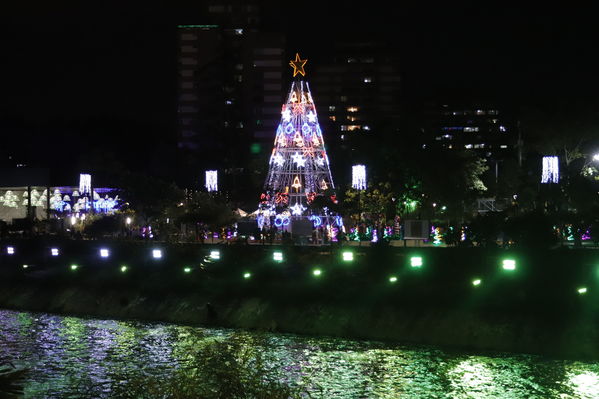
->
4, 246, 591, 295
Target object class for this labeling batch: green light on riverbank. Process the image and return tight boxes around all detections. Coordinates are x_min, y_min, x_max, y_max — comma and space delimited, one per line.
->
502, 259, 516, 271
410, 256, 422, 267
578, 287, 588, 295
243, 272, 252, 279
312, 268, 322, 277
184, 267, 192, 273
273, 251, 283, 262
70, 264, 78, 271
389, 276, 398, 283
120, 265, 128, 273
342, 252, 353, 262
472, 278, 482, 287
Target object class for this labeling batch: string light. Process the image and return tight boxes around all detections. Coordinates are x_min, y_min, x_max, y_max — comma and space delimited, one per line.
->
205, 170, 218, 192
351, 164, 366, 190
541, 156, 559, 183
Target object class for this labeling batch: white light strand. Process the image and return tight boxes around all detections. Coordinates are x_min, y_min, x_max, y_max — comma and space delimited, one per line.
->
352, 164, 367, 190
205, 170, 218, 192
541, 156, 559, 183
79, 174, 91, 195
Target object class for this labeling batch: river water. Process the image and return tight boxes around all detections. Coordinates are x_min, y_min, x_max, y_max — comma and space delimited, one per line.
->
1, 309, 598, 398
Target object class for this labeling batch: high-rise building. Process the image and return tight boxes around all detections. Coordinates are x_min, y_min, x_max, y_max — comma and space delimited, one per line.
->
421, 104, 518, 161
310, 41, 401, 178
176, 21, 285, 191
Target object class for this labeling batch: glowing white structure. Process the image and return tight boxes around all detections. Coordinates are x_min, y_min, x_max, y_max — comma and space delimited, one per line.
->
352, 164, 367, 190
79, 174, 91, 195
205, 170, 218, 192
541, 156, 559, 184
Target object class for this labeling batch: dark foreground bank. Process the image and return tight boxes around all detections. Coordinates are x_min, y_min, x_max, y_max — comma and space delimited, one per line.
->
1, 238, 599, 359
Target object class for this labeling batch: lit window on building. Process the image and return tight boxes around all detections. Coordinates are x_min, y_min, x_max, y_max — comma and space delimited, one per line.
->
500, 145, 508, 149
465, 144, 473, 149
448, 144, 453, 149
463, 127, 479, 132
236, 122, 244, 128
347, 58, 357, 63
340, 96, 348, 102
347, 107, 359, 113
474, 144, 485, 149
347, 116, 357, 121
341, 134, 345, 140
363, 77, 372, 83
347, 125, 361, 131
225, 100, 232, 105
499, 126, 507, 132
235, 29, 244, 35
329, 106, 336, 112
452, 111, 463, 115
363, 125, 370, 131
488, 110, 498, 115
329, 116, 336, 121
475, 110, 485, 115
442, 134, 452, 139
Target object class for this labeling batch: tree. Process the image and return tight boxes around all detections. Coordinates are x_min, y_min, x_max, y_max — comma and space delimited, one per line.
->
178, 192, 236, 232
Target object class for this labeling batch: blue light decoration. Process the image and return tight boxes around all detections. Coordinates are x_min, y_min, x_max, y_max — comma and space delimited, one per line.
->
302, 123, 312, 136
335, 216, 343, 227
371, 228, 378, 242
274, 215, 290, 227
310, 215, 323, 227
285, 122, 295, 135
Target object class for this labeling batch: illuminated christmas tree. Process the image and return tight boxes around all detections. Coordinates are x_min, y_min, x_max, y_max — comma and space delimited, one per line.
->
259, 53, 340, 230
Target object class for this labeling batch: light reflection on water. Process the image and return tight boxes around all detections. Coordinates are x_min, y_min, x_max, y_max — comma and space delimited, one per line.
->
1, 309, 599, 398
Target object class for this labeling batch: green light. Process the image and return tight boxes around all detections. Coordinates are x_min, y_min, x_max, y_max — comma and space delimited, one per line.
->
209, 250, 220, 260
578, 287, 588, 295
410, 256, 423, 267
250, 143, 261, 154
312, 268, 322, 277
342, 252, 353, 261
184, 267, 192, 273
70, 264, 78, 271
472, 278, 482, 286
243, 272, 251, 279
502, 259, 516, 270
389, 276, 398, 283
120, 265, 128, 273
273, 251, 283, 262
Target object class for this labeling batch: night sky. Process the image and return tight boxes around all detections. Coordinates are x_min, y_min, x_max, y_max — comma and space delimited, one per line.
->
1, 3, 597, 179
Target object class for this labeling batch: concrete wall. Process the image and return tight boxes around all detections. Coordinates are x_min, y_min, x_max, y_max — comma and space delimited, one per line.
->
1, 238, 598, 359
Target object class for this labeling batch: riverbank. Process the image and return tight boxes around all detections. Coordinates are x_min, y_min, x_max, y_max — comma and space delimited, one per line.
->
1, 238, 599, 359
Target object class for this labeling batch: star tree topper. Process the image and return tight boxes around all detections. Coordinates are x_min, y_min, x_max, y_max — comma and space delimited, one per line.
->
289, 53, 307, 77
